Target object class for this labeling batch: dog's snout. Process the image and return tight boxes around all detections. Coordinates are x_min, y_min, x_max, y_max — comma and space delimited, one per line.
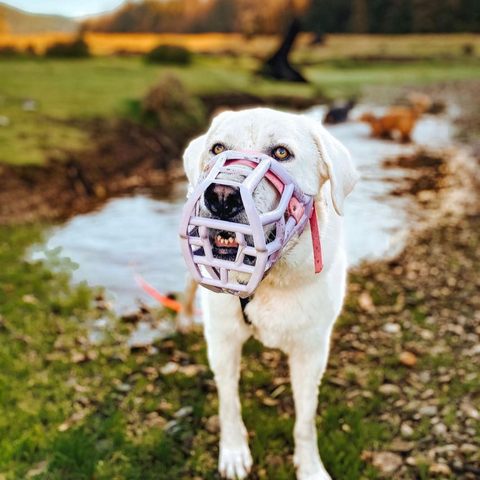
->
204, 183, 244, 219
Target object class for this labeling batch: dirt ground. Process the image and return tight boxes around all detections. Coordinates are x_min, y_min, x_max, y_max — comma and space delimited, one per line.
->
1, 79, 480, 479
0, 93, 321, 224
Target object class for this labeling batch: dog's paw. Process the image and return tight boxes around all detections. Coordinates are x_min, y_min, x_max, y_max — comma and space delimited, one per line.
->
293, 456, 332, 480
302, 472, 332, 480
219, 443, 253, 479
175, 311, 195, 334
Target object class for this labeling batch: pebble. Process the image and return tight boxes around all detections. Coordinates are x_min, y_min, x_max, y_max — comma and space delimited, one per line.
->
205, 415, 220, 434
379, 384, 401, 395
160, 362, 179, 375
370, 451, 403, 475
174, 406, 193, 419
383, 323, 401, 333
115, 383, 132, 393
401, 423, 414, 437
390, 439, 414, 453
358, 291, 374, 311
162, 420, 178, 432
405, 456, 417, 466
460, 403, 480, 420
420, 388, 435, 399
419, 405, 438, 417
399, 351, 418, 367
460, 443, 479, 453
429, 463, 452, 475
432, 423, 447, 436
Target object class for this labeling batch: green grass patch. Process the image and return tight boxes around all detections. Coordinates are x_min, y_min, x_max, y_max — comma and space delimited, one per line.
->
0, 224, 395, 479
1, 55, 480, 165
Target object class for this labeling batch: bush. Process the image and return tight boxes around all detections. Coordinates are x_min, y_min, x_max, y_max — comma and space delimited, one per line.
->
145, 44, 192, 65
141, 74, 205, 133
0, 45, 21, 58
45, 38, 90, 59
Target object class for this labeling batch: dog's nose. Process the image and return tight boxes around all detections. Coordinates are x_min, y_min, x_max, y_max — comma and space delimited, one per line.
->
204, 183, 244, 219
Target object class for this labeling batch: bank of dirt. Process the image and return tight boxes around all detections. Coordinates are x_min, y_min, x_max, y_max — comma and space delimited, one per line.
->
0, 94, 322, 225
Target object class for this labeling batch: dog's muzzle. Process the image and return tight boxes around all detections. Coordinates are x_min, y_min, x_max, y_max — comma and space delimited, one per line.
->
179, 151, 323, 296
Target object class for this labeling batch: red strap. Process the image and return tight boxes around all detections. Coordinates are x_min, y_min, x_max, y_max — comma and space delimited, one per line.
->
310, 204, 323, 274
224, 157, 321, 273
225, 159, 305, 222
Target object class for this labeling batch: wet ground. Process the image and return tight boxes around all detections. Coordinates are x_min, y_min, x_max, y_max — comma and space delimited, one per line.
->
32, 107, 455, 314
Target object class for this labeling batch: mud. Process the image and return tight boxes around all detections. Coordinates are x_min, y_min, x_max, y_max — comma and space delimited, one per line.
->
0, 94, 323, 225
0, 118, 191, 223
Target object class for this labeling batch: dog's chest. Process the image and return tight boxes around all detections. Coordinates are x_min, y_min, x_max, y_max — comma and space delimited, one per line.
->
242, 285, 329, 350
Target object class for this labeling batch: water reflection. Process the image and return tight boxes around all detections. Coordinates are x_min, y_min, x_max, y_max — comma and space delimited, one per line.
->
34, 108, 454, 313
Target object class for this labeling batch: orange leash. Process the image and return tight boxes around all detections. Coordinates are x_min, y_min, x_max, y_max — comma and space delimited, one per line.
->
134, 274, 202, 315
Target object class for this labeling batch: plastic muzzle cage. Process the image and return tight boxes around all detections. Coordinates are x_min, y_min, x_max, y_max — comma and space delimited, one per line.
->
179, 151, 317, 296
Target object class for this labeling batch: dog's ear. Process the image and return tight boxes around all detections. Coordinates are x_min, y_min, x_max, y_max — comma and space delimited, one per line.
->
310, 120, 359, 216
183, 134, 207, 188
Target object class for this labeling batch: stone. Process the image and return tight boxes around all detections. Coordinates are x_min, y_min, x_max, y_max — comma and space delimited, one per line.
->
401, 423, 414, 438
419, 405, 438, 417
160, 362, 179, 375
460, 443, 479, 453
174, 406, 193, 419
205, 415, 220, 434
383, 323, 401, 333
399, 351, 418, 367
358, 291, 375, 311
405, 456, 417, 466
429, 463, 452, 475
370, 451, 403, 475
432, 423, 447, 436
390, 439, 414, 453
379, 384, 401, 395
460, 403, 480, 420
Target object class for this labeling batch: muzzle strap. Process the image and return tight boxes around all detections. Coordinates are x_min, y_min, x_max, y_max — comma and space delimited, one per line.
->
310, 203, 323, 274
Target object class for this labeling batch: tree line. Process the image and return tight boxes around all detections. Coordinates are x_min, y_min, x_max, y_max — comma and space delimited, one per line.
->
81, 0, 480, 34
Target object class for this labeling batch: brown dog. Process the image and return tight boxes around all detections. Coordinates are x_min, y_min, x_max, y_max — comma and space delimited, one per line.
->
359, 106, 419, 142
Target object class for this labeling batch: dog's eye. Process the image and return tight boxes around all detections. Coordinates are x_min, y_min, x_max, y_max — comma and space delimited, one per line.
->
272, 146, 291, 161
212, 143, 226, 155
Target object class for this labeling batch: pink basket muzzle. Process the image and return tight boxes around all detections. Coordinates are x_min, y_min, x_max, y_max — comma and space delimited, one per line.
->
178, 151, 322, 296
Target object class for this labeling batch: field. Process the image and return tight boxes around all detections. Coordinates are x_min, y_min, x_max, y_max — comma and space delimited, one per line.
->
1, 193, 480, 480
1, 33, 480, 480
1, 32, 480, 59
1, 34, 480, 165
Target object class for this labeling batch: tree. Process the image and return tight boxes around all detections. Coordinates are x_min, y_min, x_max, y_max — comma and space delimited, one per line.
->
263, 18, 307, 82
350, 0, 369, 32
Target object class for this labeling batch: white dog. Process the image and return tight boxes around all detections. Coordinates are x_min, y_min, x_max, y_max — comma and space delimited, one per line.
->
181, 108, 358, 480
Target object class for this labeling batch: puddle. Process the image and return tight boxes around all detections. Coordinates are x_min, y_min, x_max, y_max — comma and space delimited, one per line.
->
33, 107, 455, 314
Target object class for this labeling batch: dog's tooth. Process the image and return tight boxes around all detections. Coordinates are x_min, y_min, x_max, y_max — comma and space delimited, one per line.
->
221, 238, 225, 244
229, 237, 233, 244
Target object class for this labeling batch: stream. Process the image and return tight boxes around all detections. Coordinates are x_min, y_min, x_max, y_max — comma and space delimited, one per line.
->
32, 106, 454, 314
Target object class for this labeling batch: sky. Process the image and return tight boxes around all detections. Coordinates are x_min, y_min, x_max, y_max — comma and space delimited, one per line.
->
1, 0, 128, 18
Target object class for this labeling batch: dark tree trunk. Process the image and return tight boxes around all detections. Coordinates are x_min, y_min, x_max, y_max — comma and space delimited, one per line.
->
263, 18, 307, 83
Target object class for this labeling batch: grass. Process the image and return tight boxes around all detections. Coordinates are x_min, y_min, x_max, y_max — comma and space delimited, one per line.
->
1, 41, 480, 164
0, 224, 391, 480
2, 210, 480, 479
1, 32, 480, 59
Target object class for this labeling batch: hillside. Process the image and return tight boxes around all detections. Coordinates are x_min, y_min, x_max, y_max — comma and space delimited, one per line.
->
0, 2, 77, 34
82, 0, 480, 35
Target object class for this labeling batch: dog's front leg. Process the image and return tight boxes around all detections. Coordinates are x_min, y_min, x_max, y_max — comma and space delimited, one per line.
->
289, 340, 332, 480
205, 321, 252, 479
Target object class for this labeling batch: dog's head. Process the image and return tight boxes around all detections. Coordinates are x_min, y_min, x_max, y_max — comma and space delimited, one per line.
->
183, 108, 358, 267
